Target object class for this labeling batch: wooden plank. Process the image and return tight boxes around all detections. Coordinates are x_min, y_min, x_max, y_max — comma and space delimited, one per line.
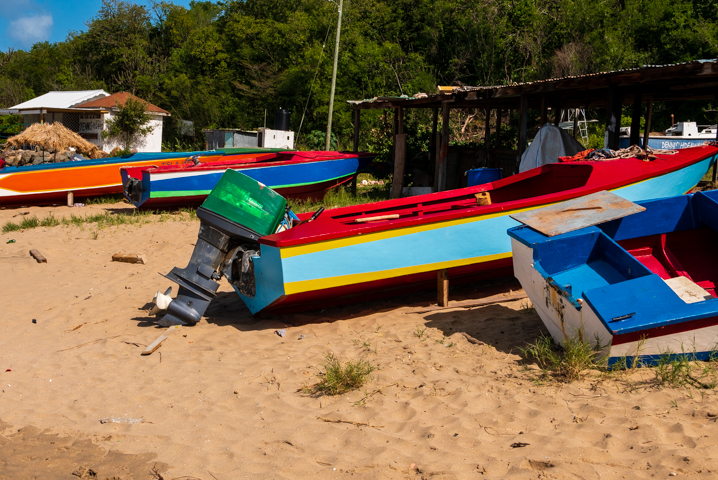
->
390, 133, 407, 199
29, 249, 47, 263
437, 269, 449, 307
142, 325, 181, 355
67, 191, 74, 207
112, 253, 147, 265
630, 92, 642, 146
510, 191, 645, 237
354, 214, 400, 223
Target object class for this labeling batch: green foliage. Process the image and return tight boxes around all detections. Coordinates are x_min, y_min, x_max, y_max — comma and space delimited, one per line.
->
301, 130, 337, 151
0, 0, 716, 151
304, 352, 375, 396
102, 97, 155, 151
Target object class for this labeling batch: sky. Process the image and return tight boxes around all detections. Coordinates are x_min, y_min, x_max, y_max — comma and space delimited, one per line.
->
0, 0, 194, 52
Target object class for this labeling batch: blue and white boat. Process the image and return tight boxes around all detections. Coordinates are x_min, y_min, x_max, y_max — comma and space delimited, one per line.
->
509, 189, 718, 366
618, 122, 717, 150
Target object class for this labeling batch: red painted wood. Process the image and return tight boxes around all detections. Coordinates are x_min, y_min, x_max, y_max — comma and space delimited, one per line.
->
612, 314, 718, 346
262, 146, 718, 248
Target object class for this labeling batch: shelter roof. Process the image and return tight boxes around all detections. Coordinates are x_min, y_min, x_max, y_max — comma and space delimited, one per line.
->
76, 92, 171, 116
9, 90, 109, 111
349, 59, 718, 110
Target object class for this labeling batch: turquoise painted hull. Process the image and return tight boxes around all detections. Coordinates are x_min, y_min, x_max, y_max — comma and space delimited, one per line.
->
236, 154, 717, 315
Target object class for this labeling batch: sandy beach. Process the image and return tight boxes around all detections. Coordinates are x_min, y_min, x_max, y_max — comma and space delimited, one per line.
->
2, 201, 718, 479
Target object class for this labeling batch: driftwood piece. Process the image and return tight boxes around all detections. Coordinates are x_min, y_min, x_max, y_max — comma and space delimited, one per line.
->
112, 253, 147, 265
354, 214, 400, 223
142, 325, 181, 355
29, 249, 47, 263
475, 191, 492, 206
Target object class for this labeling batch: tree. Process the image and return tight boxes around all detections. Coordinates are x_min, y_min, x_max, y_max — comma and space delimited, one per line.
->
102, 96, 155, 152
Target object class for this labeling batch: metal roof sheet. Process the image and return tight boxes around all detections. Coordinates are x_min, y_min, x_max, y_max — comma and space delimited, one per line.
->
10, 90, 109, 110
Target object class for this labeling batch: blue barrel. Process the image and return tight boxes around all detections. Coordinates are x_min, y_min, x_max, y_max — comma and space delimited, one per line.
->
467, 168, 502, 186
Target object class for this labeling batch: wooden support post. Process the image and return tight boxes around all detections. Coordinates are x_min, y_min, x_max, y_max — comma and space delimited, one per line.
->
67, 191, 74, 207
495, 109, 502, 163
630, 92, 642, 146
437, 269, 449, 307
572, 108, 579, 139
517, 94, 528, 172
606, 86, 623, 150
391, 107, 406, 198
484, 107, 491, 166
435, 102, 450, 192
643, 96, 653, 153
553, 98, 561, 126
429, 107, 439, 173
714, 92, 718, 183
540, 96, 547, 126
352, 108, 360, 153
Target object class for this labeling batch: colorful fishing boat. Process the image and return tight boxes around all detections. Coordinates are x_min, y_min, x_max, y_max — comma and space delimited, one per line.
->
0, 147, 282, 207
509, 189, 718, 366
148, 144, 718, 324
120, 151, 376, 208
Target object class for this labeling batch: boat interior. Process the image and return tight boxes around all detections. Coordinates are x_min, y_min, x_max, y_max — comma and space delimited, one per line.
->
329, 163, 594, 225
510, 190, 718, 330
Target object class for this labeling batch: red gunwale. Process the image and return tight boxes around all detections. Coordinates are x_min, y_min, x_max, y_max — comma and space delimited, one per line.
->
122, 151, 372, 178
260, 146, 718, 248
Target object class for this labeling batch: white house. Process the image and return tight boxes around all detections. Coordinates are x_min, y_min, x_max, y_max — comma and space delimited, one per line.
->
4, 90, 170, 153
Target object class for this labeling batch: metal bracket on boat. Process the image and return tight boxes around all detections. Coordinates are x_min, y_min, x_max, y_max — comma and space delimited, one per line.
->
223, 245, 258, 297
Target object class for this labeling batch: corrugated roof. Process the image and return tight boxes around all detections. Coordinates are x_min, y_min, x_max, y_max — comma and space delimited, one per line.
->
76, 92, 170, 116
10, 90, 109, 110
349, 59, 718, 108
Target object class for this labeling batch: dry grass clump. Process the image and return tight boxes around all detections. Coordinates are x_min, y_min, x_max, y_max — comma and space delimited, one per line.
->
304, 353, 376, 396
6, 122, 105, 159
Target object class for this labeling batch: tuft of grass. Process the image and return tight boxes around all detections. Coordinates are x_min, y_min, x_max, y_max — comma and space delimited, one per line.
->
303, 353, 375, 396
2, 208, 199, 234
288, 183, 390, 215
414, 326, 427, 340
520, 334, 601, 382
2, 220, 21, 234
84, 194, 128, 205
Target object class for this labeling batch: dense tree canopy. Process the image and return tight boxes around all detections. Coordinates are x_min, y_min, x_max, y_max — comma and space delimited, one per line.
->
0, 0, 716, 151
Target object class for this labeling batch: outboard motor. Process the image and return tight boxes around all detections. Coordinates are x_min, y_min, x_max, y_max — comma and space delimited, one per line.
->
152, 169, 287, 326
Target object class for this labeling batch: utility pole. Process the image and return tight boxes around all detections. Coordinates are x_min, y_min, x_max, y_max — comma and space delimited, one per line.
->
325, 0, 343, 151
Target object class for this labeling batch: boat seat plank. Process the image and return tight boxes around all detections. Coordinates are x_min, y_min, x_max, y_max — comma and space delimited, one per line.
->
510, 191, 645, 237
583, 275, 718, 334
664, 276, 714, 304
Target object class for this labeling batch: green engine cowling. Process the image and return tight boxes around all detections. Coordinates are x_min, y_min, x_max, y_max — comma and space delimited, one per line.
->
153, 169, 287, 326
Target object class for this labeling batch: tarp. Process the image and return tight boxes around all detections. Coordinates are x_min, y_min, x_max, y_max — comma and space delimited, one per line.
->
519, 124, 585, 173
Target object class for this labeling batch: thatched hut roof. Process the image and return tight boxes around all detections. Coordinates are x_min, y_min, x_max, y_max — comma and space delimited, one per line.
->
6, 122, 105, 159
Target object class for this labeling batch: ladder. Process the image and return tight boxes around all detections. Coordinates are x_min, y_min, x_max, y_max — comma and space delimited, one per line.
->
559, 109, 590, 146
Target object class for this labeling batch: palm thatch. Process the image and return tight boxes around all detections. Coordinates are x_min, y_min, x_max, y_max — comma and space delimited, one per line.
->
6, 122, 105, 159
